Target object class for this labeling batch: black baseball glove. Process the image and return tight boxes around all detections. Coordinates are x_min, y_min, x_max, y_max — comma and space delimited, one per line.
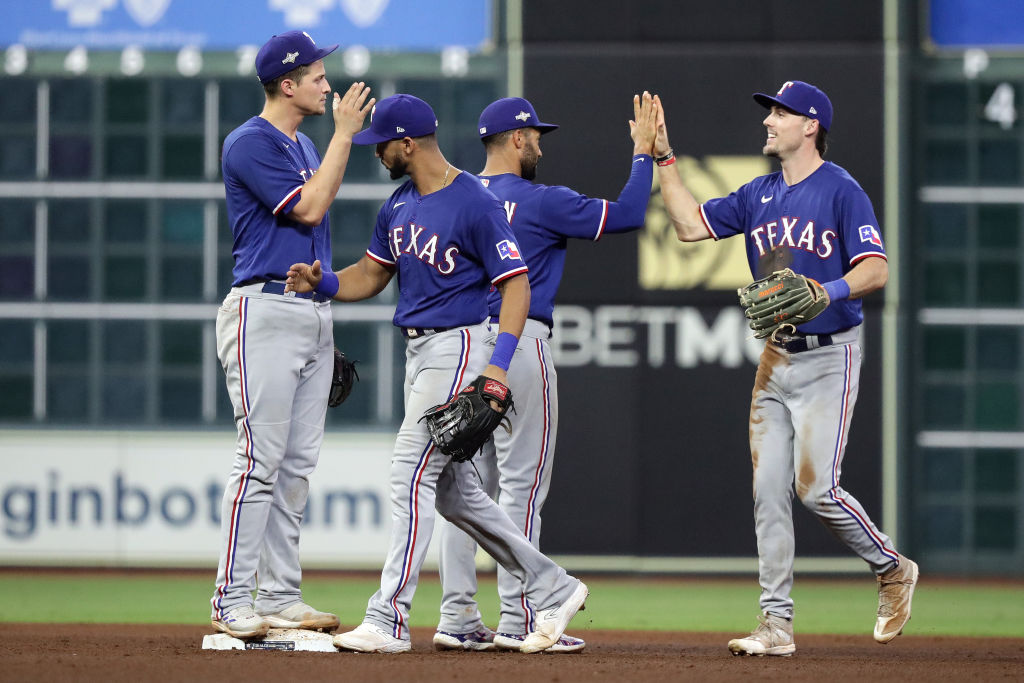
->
328, 348, 359, 407
420, 375, 514, 463
737, 267, 830, 340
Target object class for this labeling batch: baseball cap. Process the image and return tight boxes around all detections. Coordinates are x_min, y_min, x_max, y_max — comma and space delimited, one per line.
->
255, 30, 338, 84
478, 97, 559, 138
753, 80, 833, 132
351, 94, 439, 145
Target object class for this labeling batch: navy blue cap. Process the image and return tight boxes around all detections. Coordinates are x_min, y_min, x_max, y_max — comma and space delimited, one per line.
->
478, 97, 559, 138
352, 94, 439, 145
255, 31, 338, 84
753, 81, 833, 132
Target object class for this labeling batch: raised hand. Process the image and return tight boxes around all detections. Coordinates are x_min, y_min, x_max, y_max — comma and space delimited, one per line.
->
285, 259, 323, 293
333, 82, 375, 138
629, 90, 657, 156
653, 94, 672, 158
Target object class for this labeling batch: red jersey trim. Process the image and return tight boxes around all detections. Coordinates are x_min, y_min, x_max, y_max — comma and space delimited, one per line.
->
273, 186, 303, 215
491, 265, 529, 286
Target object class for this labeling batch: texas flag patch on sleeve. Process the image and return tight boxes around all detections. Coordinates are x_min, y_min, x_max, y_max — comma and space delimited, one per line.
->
496, 239, 522, 260
859, 224, 883, 247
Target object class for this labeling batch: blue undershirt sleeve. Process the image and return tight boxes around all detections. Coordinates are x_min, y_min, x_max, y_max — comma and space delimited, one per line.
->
602, 154, 654, 235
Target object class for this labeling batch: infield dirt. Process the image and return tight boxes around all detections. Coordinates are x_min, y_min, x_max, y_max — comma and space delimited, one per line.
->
1, 623, 1021, 682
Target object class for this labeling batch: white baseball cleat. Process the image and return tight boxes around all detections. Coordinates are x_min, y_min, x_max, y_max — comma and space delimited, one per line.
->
432, 626, 496, 651
211, 605, 270, 639
257, 601, 340, 631
520, 581, 589, 654
333, 622, 412, 653
874, 554, 919, 643
727, 614, 796, 656
493, 632, 586, 653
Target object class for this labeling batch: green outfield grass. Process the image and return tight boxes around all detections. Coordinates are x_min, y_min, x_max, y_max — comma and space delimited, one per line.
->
1, 573, 1021, 637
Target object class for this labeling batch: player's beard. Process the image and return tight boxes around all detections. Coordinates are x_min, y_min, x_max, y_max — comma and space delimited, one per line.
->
386, 157, 408, 180
520, 146, 540, 181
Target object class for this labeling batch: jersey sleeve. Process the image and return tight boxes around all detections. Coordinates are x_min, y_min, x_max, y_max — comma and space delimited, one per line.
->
472, 203, 529, 284
223, 132, 306, 216
699, 183, 750, 240
366, 204, 396, 266
839, 188, 887, 266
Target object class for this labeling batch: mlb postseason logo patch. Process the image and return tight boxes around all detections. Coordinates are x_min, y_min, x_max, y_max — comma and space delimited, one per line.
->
496, 239, 521, 260
858, 224, 882, 247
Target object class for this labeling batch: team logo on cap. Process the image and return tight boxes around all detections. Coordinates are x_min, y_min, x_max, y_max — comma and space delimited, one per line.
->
479, 126, 487, 134
396, 126, 405, 133
515, 111, 531, 122
282, 51, 298, 65
776, 81, 794, 95
303, 31, 316, 45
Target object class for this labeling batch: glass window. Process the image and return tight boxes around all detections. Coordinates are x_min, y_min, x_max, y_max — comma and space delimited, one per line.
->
161, 134, 203, 179
160, 377, 201, 422
977, 329, 1019, 372
0, 134, 35, 178
50, 200, 94, 244
0, 320, 33, 362
0, 200, 34, 246
924, 83, 967, 126
975, 450, 1018, 494
919, 504, 963, 550
160, 322, 203, 365
106, 200, 150, 243
978, 205, 1020, 249
161, 79, 205, 125
923, 261, 967, 305
923, 203, 968, 248
975, 382, 1018, 430
0, 79, 36, 123
106, 79, 150, 124
105, 135, 149, 177
974, 506, 1016, 550
0, 375, 32, 420
219, 80, 264, 128
50, 78, 93, 124
976, 262, 1019, 306
160, 256, 203, 300
103, 256, 148, 301
979, 139, 1019, 184
47, 255, 92, 301
924, 141, 968, 184
48, 320, 93, 364
161, 202, 204, 244
47, 374, 90, 422
0, 257, 33, 299
49, 135, 93, 178
102, 321, 148, 364
921, 449, 964, 493
923, 327, 965, 370
922, 383, 966, 428
102, 375, 147, 422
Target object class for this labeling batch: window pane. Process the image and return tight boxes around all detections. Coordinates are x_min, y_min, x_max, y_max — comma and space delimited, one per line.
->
975, 450, 1018, 494
162, 202, 203, 244
0, 134, 35, 178
0, 80, 36, 123
974, 506, 1016, 550
923, 327, 965, 370
105, 135, 148, 177
50, 79, 93, 123
219, 80, 264, 127
162, 79, 204, 125
161, 256, 202, 300
160, 322, 203, 365
162, 135, 203, 179
0, 200, 34, 246
106, 200, 149, 243
106, 80, 150, 124
975, 382, 1018, 429
921, 449, 964, 493
976, 262, 1019, 306
923, 261, 967, 305
50, 135, 93, 178
977, 329, 1019, 372
48, 255, 92, 301
47, 374, 90, 421
103, 321, 148, 363
922, 383, 966, 428
923, 203, 968, 248
0, 256, 33, 298
979, 139, 1019, 184
103, 256, 147, 301
160, 377, 201, 422
103, 375, 147, 422
0, 375, 32, 420
50, 200, 94, 244
48, 320, 93, 364
924, 83, 968, 126
924, 141, 968, 184
0, 320, 33, 362
920, 504, 963, 550
978, 205, 1019, 249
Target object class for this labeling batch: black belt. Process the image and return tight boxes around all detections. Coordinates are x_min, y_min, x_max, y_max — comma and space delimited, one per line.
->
258, 280, 330, 303
488, 315, 554, 329
401, 326, 454, 339
771, 332, 834, 354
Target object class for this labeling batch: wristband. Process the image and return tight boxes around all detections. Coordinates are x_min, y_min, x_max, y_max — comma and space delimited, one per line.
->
823, 278, 850, 303
488, 332, 518, 372
656, 156, 676, 167
655, 149, 675, 166
315, 270, 340, 298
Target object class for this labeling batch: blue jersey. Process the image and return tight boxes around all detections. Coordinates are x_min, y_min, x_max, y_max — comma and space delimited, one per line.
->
700, 161, 886, 334
222, 116, 331, 286
366, 171, 528, 329
481, 154, 653, 326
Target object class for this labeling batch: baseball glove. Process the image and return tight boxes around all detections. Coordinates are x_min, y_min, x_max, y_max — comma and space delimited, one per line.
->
737, 268, 830, 340
420, 375, 514, 463
328, 348, 359, 407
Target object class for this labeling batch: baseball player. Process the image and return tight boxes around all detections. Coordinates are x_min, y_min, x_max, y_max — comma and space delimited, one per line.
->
210, 31, 374, 639
285, 94, 589, 654
432, 94, 658, 653
654, 81, 918, 655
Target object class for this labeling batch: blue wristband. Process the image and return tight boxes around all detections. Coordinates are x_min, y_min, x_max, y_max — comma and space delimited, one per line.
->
488, 332, 518, 372
823, 278, 850, 303
315, 270, 340, 298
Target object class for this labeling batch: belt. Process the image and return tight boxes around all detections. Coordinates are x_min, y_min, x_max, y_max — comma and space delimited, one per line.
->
259, 280, 330, 303
770, 329, 853, 353
401, 326, 454, 339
